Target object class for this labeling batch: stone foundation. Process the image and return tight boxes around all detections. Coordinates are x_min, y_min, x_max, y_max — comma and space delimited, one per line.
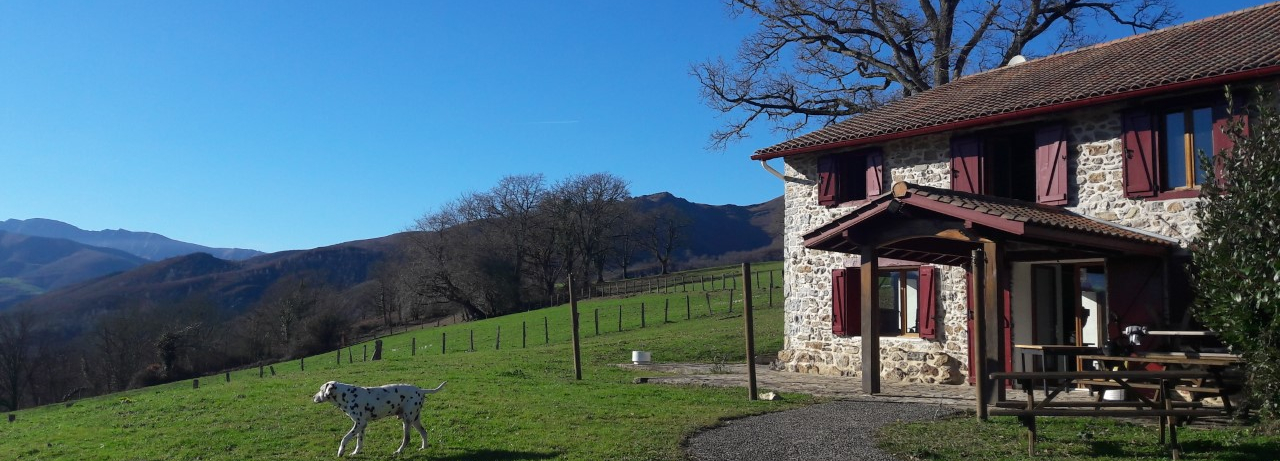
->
774, 339, 965, 384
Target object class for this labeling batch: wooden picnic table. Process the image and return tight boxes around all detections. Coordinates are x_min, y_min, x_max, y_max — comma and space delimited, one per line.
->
1014, 344, 1101, 393
1078, 353, 1243, 414
990, 370, 1228, 459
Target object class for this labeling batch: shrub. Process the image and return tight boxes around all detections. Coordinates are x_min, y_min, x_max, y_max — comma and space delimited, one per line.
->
1192, 86, 1280, 419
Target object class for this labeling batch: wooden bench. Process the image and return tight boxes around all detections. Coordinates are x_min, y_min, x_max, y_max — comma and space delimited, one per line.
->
990, 370, 1229, 459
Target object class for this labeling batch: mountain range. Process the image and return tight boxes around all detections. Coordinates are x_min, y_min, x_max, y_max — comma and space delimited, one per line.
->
0, 218, 264, 261
1, 193, 782, 313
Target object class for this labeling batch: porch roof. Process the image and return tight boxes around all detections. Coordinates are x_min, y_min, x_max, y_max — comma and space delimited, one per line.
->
802, 182, 1179, 265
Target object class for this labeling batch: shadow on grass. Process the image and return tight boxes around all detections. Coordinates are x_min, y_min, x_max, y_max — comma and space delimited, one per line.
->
431, 449, 562, 460
1180, 439, 1280, 460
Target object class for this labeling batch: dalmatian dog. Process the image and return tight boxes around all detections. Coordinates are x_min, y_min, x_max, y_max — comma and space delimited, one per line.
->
312, 380, 446, 456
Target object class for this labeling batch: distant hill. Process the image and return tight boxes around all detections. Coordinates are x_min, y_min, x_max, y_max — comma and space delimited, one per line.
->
8, 192, 781, 317
628, 193, 782, 272
0, 231, 149, 308
0, 218, 264, 261
16, 234, 404, 319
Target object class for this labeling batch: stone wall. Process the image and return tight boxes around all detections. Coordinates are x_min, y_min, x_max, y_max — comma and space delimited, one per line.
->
1065, 106, 1202, 244
774, 101, 1203, 385
777, 134, 969, 385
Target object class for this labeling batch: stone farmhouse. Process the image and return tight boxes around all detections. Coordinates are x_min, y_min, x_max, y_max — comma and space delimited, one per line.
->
752, 3, 1280, 399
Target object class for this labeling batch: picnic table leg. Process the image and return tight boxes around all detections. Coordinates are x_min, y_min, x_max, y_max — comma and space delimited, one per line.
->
1019, 415, 1037, 457
1022, 379, 1036, 457
1158, 378, 1167, 445
1164, 379, 1182, 460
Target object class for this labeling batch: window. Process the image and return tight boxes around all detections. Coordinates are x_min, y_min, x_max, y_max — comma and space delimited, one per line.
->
832, 265, 938, 338
1161, 107, 1215, 190
817, 148, 884, 206
878, 269, 919, 335
950, 123, 1068, 205
1123, 96, 1248, 199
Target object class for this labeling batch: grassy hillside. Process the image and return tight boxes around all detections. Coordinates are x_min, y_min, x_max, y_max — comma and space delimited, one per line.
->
5, 262, 810, 460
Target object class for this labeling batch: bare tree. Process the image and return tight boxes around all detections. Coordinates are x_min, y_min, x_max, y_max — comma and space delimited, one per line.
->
693, 0, 1178, 148
639, 205, 691, 275
408, 199, 518, 319
0, 310, 38, 410
610, 211, 644, 279
85, 306, 155, 393
473, 174, 550, 308
550, 173, 631, 290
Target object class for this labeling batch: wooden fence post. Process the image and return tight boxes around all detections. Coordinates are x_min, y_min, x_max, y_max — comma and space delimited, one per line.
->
569, 275, 583, 380
523, 321, 527, 348
743, 262, 758, 400
442, 332, 447, 354
363, 344, 368, 362
348, 347, 353, 364
193, 379, 199, 389
225, 372, 230, 383
594, 309, 599, 336
373, 340, 383, 361
412, 337, 416, 356
686, 294, 691, 319
544, 317, 549, 344
270, 366, 276, 376
706, 292, 712, 315
496, 326, 501, 350
259, 365, 264, 378
664, 299, 669, 323
729, 289, 735, 313
336, 349, 340, 366
641, 303, 646, 328
301, 357, 305, 371
470, 330, 475, 352
617, 305, 622, 331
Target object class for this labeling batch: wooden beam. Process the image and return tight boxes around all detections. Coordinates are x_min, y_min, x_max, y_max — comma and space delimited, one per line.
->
860, 245, 881, 394
972, 249, 988, 420
976, 241, 1005, 417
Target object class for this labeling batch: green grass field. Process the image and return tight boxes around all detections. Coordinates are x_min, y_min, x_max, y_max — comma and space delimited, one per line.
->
4, 262, 813, 460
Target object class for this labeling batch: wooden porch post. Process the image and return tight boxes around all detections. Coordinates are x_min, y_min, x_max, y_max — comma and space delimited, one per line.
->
984, 241, 1005, 405
973, 242, 1005, 421
972, 248, 988, 420
860, 245, 881, 394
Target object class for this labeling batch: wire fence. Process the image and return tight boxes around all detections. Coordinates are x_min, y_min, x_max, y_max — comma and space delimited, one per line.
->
180, 269, 784, 390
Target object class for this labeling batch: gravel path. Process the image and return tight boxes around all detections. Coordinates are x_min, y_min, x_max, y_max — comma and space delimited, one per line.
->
686, 400, 953, 461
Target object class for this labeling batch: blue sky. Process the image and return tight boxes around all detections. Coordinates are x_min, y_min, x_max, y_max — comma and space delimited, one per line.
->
0, 1, 1264, 253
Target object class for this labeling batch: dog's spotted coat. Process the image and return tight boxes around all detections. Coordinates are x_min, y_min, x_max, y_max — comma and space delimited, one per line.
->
312, 380, 446, 457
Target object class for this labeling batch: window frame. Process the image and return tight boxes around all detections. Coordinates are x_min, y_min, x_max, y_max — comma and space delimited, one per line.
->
1123, 91, 1249, 201
816, 147, 885, 207
832, 264, 938, 339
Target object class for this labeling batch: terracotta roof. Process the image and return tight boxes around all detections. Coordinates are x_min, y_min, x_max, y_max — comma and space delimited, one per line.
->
802, 182, 1177, 262
755, 2, 1280, 159
896, 183, 1176, 246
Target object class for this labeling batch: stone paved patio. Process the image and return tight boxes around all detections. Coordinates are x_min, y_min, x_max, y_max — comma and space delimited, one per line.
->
623, 362, 1144, 408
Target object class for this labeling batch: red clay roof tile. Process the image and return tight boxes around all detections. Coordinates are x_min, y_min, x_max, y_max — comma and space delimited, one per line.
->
755, 2, 1280, 159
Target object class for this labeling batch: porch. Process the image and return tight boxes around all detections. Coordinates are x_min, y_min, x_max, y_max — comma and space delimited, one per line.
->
801, 182, 1184, 417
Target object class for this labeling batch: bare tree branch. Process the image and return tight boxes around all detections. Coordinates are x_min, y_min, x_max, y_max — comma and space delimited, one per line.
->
695, 0, 1179, 149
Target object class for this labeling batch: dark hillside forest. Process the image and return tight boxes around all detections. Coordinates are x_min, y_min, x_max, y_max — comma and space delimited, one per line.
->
0, 173, 780, 411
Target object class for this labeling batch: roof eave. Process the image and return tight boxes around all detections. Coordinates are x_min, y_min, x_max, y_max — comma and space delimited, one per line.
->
750, 65, 1280, 161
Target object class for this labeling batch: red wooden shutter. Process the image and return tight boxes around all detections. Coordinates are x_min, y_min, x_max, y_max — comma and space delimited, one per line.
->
916, 265, 939, 339
818, 155, 839, 206
832, 269, 848, 335
831, 267, 861, 336
865, 149, 885, 197
1212, 98, 1250, 188
950, 137, 984, 194
1122, 110, 1158, 198
1034, 124, 1069, 205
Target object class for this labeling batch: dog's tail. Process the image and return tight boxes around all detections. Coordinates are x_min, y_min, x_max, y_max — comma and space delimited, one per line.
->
420, 381, 446, 395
